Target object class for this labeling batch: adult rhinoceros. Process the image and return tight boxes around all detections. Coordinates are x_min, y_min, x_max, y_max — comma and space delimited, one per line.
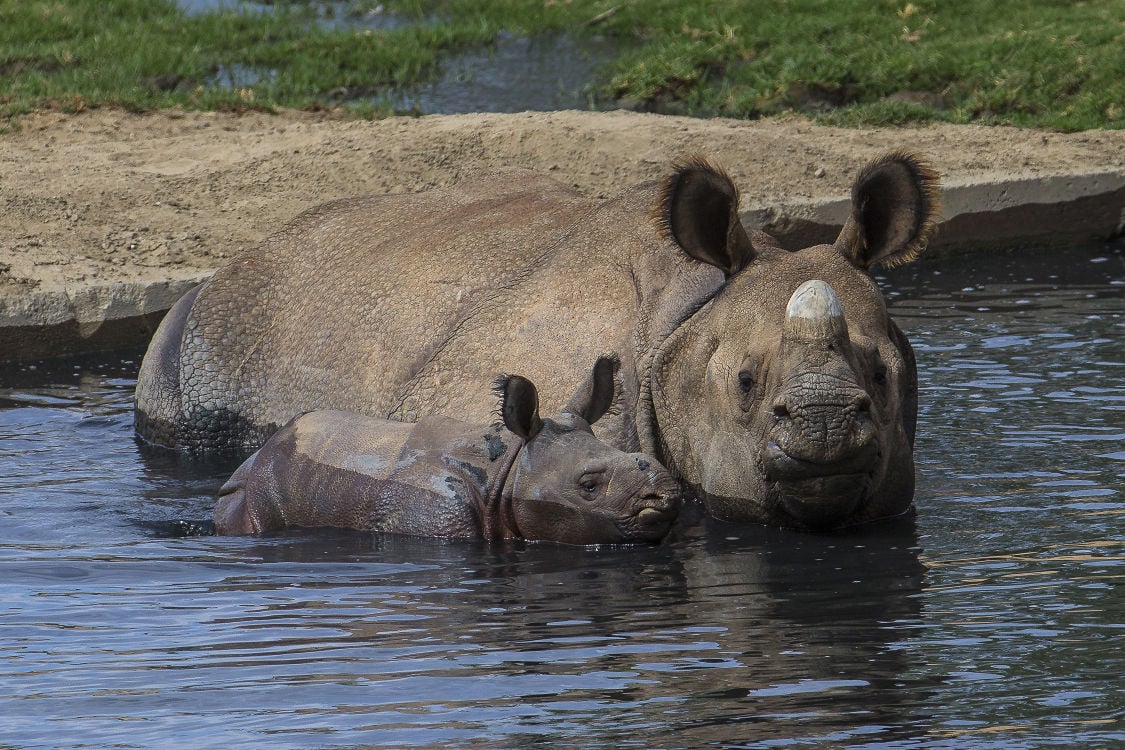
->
135, 152, 939, 529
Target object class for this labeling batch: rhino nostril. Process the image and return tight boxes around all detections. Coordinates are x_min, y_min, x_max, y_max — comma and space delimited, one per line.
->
772, 398, 791, 419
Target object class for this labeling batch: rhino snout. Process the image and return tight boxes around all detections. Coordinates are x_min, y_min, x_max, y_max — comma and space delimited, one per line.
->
626, 457, 682, 521
763, 437, 879, 529
636, 488, 678, 513
768, 384, 879, 466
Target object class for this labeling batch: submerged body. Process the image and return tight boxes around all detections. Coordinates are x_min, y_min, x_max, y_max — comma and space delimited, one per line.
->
214, 358, 681, 545
142, 154, 939, 529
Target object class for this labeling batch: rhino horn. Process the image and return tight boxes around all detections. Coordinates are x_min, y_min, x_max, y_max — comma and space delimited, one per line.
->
783, 280, 848, 342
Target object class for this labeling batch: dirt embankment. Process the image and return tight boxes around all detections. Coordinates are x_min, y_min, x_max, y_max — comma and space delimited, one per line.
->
2, 108, 1123, 359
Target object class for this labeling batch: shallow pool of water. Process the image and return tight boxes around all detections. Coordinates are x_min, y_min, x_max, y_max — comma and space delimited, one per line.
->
179, 0, 616, 114
1, 242, 1122, 748
384, 32, 613, 116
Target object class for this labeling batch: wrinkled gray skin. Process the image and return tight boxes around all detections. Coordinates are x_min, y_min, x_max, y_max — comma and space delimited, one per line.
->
214, 355, 682, 544
138, 152, 940, 529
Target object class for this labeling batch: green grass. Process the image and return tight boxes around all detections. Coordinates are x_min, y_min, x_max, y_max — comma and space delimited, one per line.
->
596, 0, 1125, 131
1, 0, 1122, 130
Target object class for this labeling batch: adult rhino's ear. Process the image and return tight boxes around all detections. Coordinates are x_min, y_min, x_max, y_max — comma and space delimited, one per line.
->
498, 375, 543, 441
563, 353, 619, 426
835, 151, 941, 269
660, 157, 756, 277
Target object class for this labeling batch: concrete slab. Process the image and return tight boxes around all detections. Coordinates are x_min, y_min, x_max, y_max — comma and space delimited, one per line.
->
0, 274, 208, 361
745, 169, 1125, 251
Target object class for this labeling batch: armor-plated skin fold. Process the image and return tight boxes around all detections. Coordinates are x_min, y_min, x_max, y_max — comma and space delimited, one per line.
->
141, 153, 939, 529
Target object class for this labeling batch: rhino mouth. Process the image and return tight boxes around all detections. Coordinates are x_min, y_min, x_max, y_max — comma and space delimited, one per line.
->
764, 441, 878, 528
764, 439, 878, 479
617, 491, 681, 541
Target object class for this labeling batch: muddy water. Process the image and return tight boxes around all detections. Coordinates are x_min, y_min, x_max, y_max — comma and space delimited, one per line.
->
1, 242, 1121, 748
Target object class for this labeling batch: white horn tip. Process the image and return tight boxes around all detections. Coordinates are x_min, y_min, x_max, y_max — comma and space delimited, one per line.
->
786, 280, 843, 320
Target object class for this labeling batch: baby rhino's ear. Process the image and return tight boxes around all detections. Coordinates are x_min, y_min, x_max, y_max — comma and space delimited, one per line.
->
564, 353, 620, 425
499, 375, 542, 441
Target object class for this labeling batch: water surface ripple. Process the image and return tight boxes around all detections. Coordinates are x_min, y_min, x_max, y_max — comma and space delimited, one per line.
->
1, 243, 1122, 748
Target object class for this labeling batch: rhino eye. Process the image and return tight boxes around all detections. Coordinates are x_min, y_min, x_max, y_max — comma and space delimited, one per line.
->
737, 370, 756, 393
579, 475, 601, 494
873, 362, 888, 386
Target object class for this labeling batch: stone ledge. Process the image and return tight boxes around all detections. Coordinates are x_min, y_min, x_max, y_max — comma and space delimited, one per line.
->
746, 169, 1125, 252
1, 274, 209, 361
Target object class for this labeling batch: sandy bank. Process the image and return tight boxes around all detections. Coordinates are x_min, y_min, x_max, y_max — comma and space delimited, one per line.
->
2, 108, 1122, 360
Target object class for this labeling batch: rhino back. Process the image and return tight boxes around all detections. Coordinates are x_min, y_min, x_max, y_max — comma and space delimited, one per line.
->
166, 169, 726, 454
175, 171, 594, 451
242, 411, 493, 538
380, 183, 727, 451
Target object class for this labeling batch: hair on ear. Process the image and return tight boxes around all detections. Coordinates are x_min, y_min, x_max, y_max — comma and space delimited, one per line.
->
656, 156, 755, 276
494, 374, 542, 441
837, 150, 942, 269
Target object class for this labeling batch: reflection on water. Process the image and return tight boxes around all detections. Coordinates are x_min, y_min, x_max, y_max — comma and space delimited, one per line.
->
1, 242, 1122, 747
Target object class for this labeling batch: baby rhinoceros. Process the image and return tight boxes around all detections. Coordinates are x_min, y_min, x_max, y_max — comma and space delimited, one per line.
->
213, 355, 682, 545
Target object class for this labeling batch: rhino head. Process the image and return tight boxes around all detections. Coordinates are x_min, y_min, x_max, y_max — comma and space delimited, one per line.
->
498, 355, 682, 544
650, 152, 938, 529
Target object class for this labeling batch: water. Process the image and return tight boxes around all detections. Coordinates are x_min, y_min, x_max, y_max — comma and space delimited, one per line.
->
1, 242, 1122, 748
181, 0, 411, 30
385, 32, 613, 116
178, 0, 616, 114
